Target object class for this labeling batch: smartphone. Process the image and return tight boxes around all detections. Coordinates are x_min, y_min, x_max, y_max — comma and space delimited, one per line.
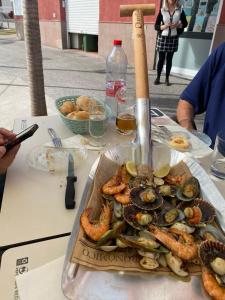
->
4, 124, 39, 151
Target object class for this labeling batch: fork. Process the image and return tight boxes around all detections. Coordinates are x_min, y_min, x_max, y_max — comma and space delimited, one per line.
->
48, 128, 63, 147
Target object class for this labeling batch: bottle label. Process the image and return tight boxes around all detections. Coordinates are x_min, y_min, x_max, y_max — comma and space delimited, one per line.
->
106, 80, 125, 98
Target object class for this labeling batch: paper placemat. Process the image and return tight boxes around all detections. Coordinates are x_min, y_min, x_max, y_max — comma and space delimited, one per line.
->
16, 256, 67, 300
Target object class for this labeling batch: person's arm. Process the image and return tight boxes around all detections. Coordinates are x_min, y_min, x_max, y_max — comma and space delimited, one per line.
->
154, 11, 170, 31
0, 128, 20, 175
180, 10, 188, 29
154, 11, 163, 31
176, 99, 195, 130
177, 44, 220, 125
175, 10, 188, 33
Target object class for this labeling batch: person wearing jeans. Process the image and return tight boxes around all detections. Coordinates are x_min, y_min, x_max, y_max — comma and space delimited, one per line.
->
154, 0, 187, 86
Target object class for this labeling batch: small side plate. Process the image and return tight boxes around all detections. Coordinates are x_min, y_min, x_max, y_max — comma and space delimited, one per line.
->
27, 145, 87, 173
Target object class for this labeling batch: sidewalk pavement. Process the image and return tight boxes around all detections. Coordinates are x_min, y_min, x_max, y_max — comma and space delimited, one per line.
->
0, 34, 204, 131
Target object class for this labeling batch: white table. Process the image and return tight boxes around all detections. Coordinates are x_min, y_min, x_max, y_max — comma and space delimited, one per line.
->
0, 236, 69, 300
0, 110, 224, 300
0, 112, 221, 249
0, 115, 132, 247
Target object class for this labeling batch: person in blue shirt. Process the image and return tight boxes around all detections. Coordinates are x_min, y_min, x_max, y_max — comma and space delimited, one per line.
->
176, 42, 225, 147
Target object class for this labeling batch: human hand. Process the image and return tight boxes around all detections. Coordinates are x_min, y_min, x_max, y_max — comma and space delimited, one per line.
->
0, 128, 16, 145
170, 22, 180, 29
0, 128, 20, 175
161, 23, 171, 30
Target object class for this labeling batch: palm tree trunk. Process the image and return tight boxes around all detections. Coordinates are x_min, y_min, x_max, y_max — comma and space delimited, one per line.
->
23, 0, 47, 116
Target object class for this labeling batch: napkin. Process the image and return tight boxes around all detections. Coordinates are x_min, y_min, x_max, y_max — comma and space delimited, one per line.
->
16, 256, 67, 300
45, 134, 103, 151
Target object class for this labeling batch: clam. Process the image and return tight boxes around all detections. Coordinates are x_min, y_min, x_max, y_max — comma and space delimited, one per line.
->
178, 199, 216, 225
176, 176, 200, 202
158, 184, 176, 197
153, 177, 164, 186
99, 245, 118, 252
130, 187, 164, 211
199, 224, 225, 243
211, 258, 225, 276
118, 234, 160, 251
97, 221, 126, 246
116, 238, 128, 248
138, 249, 159, 259
158, 254, 167, 267
140, 256, 159, 270
154, 208, 185, 227
101, 193, 115, 202
165, 252, 189, 277
118, 231, 169, 253
123, 204, 153, 230
199, 240, 225, 287
170, 222, 195, 234
129, 176, 153, 189
113, 201, 123, 219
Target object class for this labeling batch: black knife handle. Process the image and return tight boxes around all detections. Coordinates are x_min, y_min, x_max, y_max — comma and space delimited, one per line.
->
65, 176, 77, 209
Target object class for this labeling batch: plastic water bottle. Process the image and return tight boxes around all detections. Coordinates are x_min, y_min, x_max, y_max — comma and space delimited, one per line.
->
105, 40, 128, 116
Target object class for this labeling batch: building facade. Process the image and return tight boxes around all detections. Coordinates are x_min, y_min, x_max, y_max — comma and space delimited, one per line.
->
98, 0, 225, 76
0, 0, 13, 13
13, 0, 225, 77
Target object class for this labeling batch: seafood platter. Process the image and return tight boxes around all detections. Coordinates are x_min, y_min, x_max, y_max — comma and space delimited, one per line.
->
62, 143, 225, 300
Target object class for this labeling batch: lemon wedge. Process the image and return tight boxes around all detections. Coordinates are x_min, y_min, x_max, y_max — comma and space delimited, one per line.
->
153, 163, 170, 178
126, 161, 138, 177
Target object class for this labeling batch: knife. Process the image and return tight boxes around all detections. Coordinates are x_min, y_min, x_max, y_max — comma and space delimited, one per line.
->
65, 153, 77, 209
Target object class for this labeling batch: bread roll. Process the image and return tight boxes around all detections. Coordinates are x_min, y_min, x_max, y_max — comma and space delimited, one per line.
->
59, 101, 75, 114
67, 111, 78, 120
76, 96, 90, 111
67, 111, 89, 120
74, 111, 89, 120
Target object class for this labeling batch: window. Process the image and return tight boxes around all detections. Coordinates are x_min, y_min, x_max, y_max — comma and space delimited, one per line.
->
181, 0, 220, 33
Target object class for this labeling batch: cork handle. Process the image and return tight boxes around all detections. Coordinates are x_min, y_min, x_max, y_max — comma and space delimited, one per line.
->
132, 9, 149, 99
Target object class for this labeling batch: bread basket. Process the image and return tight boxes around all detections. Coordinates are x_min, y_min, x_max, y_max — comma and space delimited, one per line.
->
55, 96, 111, 135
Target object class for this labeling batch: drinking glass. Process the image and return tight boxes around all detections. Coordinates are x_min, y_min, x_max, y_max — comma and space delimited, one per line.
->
210, 131, 225, 179
115, 87, 136, 135
89, 102, 107, 147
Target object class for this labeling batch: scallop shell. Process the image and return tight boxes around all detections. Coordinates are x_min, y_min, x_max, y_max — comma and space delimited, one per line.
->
130, 187, 164, 211
199, 240, 225, 271
123, 204, 154, 230
177, 199, 216, 225
176, 176, 200, 202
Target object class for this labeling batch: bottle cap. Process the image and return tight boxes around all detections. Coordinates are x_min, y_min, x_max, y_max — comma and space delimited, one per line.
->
114, 40, 122, 46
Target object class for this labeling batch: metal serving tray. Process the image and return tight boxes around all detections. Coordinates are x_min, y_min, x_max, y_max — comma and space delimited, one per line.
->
61, 142, 225, 300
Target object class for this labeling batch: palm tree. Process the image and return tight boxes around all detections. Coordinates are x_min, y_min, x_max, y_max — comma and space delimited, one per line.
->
23, 0, 47, 116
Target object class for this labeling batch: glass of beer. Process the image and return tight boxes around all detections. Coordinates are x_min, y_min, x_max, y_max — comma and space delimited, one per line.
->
115, 88, 136, 135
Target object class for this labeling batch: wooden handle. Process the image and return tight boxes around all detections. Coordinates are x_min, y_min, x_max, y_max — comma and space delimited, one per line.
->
132, 9, 149, 99
120, 4, 155, 17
